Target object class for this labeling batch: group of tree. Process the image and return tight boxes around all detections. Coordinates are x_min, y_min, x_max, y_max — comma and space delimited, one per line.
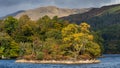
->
0, 15, 101, 60
61, 4, 120, 54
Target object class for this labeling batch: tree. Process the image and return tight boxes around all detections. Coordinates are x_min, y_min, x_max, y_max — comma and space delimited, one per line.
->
13, 16, 36, 42
85, 42, 101, 58
45, 29, 62, 39
62, 24, 80, 59
4, 16, 18, 35
62, 22, 101, 60
19, 15, 30, 25
0, 32, 19, 58
42, 38, 61, 60
0, 20, 4, 32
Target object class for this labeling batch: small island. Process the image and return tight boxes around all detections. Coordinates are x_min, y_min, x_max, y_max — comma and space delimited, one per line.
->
0, 15, 101, 64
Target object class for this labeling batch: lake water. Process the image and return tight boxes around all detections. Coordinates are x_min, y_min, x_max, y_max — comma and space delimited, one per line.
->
0, 54, 120, 68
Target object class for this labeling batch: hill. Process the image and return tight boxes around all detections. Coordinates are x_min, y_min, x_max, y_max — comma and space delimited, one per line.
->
61, 4, 120, 31
61, 4, 120, 54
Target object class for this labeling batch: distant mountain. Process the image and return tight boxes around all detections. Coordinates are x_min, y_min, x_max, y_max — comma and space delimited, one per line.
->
15, 6, 90, 20
0, 6, 91, 20
0, 10, 25, 20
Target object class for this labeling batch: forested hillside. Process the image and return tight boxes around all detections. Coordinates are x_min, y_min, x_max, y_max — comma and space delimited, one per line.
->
61, 4, 120, 54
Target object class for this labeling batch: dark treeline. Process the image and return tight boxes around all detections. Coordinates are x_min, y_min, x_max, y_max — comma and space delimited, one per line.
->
86, 13, 120, 54
0, 15, 101, 60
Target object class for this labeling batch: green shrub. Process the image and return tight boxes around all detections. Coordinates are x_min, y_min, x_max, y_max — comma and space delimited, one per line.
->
36, 52, 44, 60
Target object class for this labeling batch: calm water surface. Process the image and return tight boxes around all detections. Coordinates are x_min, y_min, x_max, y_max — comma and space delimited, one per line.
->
0, 54, 120, 68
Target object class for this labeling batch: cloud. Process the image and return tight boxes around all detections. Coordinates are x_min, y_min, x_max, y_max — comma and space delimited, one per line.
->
104, 0, 120, 5
0, 0, 54, 6
0, 0, 111, 8
53, 0, 111, 8
0, 0, 120, 17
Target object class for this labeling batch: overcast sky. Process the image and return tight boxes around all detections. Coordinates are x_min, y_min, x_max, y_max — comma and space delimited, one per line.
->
0, 0, 120, 17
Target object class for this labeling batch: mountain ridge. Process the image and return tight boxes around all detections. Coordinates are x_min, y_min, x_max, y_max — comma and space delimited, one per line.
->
0, 6, 91, 20
15, 6, 91, 20
0, 10, 25, 20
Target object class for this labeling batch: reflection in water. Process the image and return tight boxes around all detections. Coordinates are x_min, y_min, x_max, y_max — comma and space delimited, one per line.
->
0, 54, 120, 68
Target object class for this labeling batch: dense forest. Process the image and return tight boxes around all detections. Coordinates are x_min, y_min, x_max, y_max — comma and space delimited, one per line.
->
61, 4, 120, 54
0, 15, 101, 60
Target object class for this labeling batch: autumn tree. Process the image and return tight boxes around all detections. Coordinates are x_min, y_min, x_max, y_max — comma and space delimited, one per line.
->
62, 22, 101, 60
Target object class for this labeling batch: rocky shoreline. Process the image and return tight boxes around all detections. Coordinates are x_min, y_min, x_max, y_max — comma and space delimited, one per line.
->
16, 59, 100, 64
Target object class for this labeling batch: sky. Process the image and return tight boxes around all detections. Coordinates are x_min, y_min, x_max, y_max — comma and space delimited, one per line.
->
0, 0, 120, 17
